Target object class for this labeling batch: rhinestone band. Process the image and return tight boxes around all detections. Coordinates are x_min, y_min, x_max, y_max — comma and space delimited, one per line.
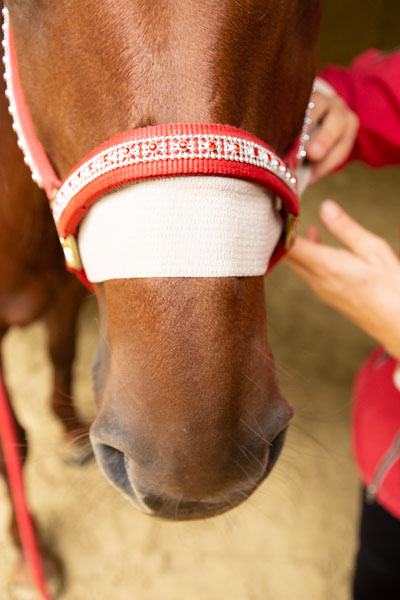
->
52, 133, 297, 223
297, 97, 315, 161
2, 8, 43, 187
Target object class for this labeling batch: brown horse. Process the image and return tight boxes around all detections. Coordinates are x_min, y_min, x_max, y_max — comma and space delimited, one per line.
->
0, 0, 321, 592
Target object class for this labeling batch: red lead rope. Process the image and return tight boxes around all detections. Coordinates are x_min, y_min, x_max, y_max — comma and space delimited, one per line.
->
0, 368, 52, 600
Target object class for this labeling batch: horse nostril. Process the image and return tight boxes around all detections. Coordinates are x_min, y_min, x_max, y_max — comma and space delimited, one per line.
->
91, 439, 133, 497
264, 427, 287, 477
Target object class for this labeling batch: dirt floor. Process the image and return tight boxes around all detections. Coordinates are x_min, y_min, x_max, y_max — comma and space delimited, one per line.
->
1, 2, 400, 599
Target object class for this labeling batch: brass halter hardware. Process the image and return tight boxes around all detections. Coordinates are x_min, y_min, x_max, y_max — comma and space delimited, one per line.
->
283, 213, 298, 250
59, 235, 82, 270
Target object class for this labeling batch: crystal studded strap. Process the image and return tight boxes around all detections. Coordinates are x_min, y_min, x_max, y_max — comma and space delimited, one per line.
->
54, 123, 299, 239
2, 8, 61, 196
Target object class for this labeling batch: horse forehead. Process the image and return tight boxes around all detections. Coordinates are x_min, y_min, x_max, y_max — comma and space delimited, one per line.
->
7, 0, 320, 172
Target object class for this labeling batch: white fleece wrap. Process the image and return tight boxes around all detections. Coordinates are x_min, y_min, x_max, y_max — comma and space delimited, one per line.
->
78, 176, 283, 281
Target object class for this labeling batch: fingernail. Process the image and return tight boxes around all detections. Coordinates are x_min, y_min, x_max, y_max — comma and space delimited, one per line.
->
308, 141, 325, 159
321, 200, 341, 220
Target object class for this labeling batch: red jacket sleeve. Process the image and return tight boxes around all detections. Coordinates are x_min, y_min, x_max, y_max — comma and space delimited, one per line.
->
320, 50, 400, 168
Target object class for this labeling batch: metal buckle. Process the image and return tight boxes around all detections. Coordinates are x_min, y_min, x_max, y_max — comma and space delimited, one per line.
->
59, 235, 82, 270
283, 213, 298, 250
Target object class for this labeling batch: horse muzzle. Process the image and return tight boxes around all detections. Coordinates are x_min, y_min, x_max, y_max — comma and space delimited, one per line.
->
90, 401, 292, 521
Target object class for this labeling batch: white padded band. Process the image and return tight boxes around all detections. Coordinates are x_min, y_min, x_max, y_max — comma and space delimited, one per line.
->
78, 176, 283, 281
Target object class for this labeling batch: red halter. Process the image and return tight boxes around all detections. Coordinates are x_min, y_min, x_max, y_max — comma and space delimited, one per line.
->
1, 8, 311, 600
2, 7, 306, 291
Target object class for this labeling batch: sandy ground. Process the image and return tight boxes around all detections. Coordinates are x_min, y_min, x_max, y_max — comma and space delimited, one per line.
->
1, 2, 400, 598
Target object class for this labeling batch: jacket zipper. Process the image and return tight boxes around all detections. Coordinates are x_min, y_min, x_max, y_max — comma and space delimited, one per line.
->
366, 431, 400, 504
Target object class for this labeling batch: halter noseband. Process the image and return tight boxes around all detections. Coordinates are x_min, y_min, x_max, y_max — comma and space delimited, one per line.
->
2, 7, 311, 290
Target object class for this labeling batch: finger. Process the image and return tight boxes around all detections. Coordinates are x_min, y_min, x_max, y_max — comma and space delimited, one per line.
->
310, 129, 356, 182
286, 236, 342, 275
307, 103, 347, 162
287, 234, 366, 281
319, 200, 391, 259
306, 225, 321, 243
286, 254, 318, 287
286, 255, 366, 318
308, 91, 330, 132
310, 111, 359, 181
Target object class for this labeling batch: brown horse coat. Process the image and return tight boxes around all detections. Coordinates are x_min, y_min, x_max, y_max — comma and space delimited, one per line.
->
0, 0, 321, 589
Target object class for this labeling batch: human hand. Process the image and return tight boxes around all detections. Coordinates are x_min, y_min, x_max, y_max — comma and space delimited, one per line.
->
306, 80, 360, 183
286, 200, 400, 359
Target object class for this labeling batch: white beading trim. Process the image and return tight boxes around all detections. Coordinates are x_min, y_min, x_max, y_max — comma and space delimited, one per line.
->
78, 176, 283, 280
2, 7, 43, 187
52, 134, 297, 224
297, 98, 315, 161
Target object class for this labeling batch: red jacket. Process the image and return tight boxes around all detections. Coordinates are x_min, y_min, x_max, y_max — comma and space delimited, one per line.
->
320, 50, 400, 518
321, 49, 400, 167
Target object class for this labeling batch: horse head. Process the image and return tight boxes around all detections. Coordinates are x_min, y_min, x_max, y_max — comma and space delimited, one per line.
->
5, 0, 321, 519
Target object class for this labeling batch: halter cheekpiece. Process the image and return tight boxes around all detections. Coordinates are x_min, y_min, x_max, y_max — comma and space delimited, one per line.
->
2, 7, 312, 288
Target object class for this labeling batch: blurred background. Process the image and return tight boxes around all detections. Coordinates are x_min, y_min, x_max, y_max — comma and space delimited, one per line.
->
1, 1, 399, 599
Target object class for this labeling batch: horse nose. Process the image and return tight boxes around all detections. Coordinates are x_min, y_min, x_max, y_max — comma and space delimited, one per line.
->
138, 425, 289, 520
90, 412, 290, 520
89, 434, 247, 519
